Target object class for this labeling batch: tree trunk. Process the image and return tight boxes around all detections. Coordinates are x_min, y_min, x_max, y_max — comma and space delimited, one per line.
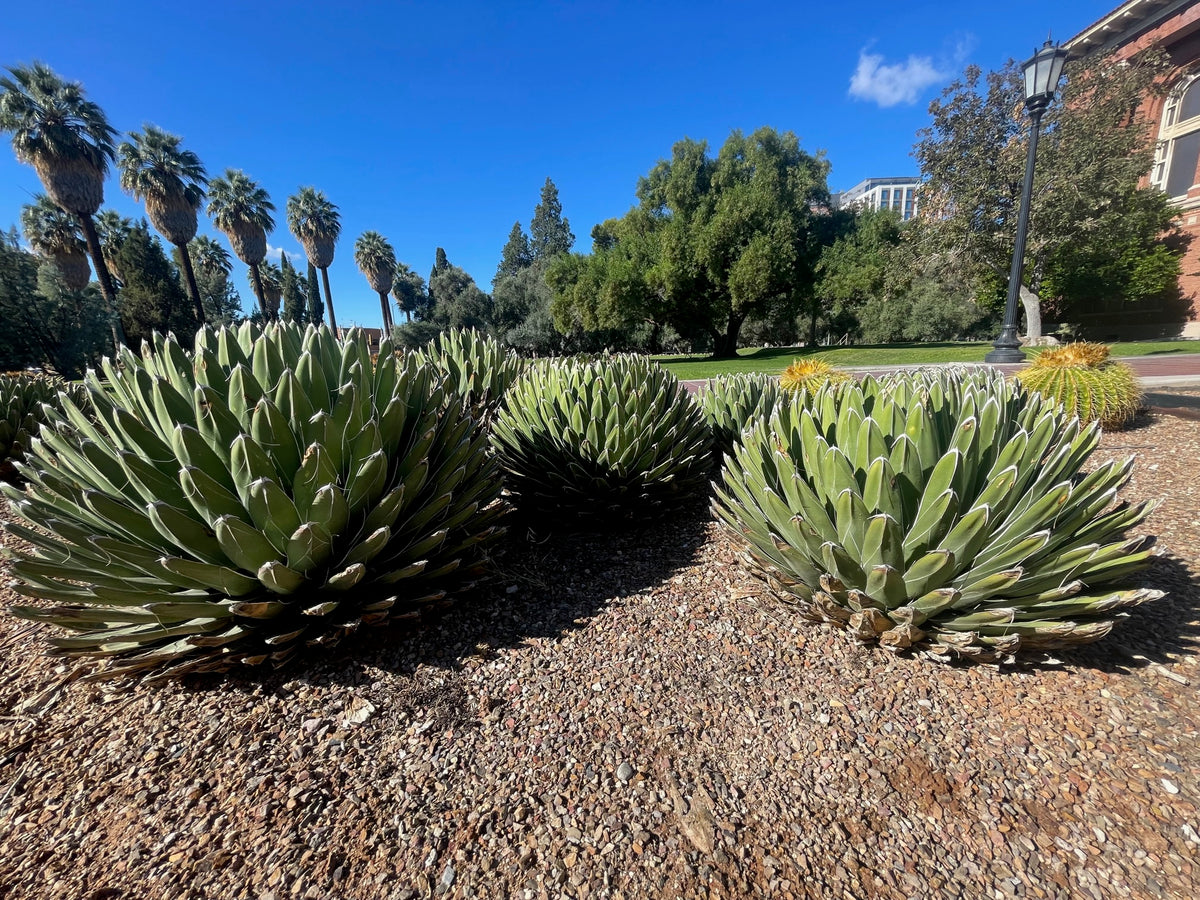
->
77, 213, 125, 352
377, 291, 394, 334
249, 263, 269, 319
1019, 284, 1042, 342
711, 312, 746, 359
321, 266, 338, 334
177, 243, 206, 326
808, 296, 819, 347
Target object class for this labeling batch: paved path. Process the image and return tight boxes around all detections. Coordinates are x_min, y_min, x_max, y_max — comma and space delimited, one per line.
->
682, 353, 1200, 421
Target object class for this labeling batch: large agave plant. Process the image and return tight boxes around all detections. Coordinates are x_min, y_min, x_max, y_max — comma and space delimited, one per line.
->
3, 323, 505, 679
416, 327, 523, 421
714, 368, 1161, 662
491, 354, 711, 521
0, 374, 89, 481
700, 372, 784, 464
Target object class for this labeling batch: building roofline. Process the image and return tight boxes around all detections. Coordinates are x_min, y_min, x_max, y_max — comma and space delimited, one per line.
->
1065, 0, 1195, 57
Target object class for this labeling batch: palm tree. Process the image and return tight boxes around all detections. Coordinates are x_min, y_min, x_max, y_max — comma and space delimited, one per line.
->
206, 169, 274, 319
0, 62, 122, 348
118, 125, 208, 324
189, 234, 232, 278
354, 231, 397, 333
256, 260, 282, 321
20, 194, 90, 291
286, 187, 341, 333
94, 209, 132, 284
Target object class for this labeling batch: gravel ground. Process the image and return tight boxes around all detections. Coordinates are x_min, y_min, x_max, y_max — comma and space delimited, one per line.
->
0, 412, 1197, 899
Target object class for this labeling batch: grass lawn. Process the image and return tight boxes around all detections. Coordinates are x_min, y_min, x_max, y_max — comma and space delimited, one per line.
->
655, 339, 1200, 380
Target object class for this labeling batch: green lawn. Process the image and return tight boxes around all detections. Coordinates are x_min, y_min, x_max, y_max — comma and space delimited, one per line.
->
655, 340, 1200, 380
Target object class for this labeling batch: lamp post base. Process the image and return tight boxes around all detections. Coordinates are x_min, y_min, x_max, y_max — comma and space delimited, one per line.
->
983, 345, 1026, 364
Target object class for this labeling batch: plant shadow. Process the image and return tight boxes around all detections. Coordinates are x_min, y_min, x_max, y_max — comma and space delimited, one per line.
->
179, 492, 715, 696
1032, 552, 1200, 673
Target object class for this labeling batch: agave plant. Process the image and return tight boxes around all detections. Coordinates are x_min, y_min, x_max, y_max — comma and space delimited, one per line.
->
1016, 342, 1141, 430
3, 323, 505, 679
491, 355, 711, 521
417, 328, 523, 422
700, 372, 785, 464
780, 358, 851, 394
0, 374, 89, 481
714, 368, 1160, 662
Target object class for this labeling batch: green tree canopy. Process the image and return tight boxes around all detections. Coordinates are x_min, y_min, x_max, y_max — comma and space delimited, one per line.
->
550, 127, 831, 357
496, 221, 533, 280
114, 221, 195, 348
391, 261, 429, 323
914, 49, 1178, 338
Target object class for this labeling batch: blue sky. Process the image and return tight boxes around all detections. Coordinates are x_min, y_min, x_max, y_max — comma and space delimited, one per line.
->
2, 0, 1115, 328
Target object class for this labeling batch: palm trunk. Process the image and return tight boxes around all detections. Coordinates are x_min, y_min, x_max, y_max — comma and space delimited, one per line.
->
177, 243, 206, 326
249, 263, 269, 319
321, 266, 338, 334
377, 291, 394, 334
77, 213, 125, 352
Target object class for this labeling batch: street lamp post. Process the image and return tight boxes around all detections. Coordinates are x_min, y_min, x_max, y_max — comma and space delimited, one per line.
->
985, 39, 1070, 364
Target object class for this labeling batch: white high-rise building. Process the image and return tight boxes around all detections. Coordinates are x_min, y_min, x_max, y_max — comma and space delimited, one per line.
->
833, 176, 921, 220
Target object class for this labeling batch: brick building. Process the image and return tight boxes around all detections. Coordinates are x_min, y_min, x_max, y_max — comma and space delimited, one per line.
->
1067, 0, 1200, 338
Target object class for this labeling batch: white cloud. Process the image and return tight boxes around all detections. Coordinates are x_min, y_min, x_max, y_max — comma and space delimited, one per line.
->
848, 37, 974, 108
849, 51, 947, 107
265, 244, 304, 264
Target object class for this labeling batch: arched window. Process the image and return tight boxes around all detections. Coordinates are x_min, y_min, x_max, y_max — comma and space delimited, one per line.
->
1152, 75, 1200, 199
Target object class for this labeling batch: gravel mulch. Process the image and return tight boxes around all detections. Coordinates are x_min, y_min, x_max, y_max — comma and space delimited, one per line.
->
0, 413, 1197, 899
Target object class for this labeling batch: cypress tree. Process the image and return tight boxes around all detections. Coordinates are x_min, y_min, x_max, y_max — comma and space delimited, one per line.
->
307, 262, 324, 324
280, 253, 305, 323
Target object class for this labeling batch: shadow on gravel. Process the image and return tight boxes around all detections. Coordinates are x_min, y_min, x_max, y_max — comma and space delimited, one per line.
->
1037, 553, 1200, 673
181, 491, 716, 696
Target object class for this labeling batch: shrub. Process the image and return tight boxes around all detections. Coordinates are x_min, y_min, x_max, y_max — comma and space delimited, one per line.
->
0, 374, 89, 482
700, 372, 783, 463
1016, 342, 1142, 430
714, 368, 1160, 662
780, 358, 852, 394
490, 354, 711, 521
3, 323, 505, 680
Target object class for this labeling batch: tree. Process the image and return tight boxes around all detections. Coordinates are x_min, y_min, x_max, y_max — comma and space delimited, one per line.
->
286, 186, 341, 332
0, 62, 122, 349
306, 261, 324, 325
391, 261, 429, 323
114, 221, 195, 348
256, 260, 282, 322
529, 178, 574, 261
427, 261, 491, 330
20, 193, 90, 291
94, 209, 132, 284
496, 221, 532, 280
206, 169, 275, 319
180, 236, 242, 325
353, 231, 396, 332
0, 233, 42, 369
430, 246, 449, 285
915, 50, 1175, 339
279, 252, 305, 323
812, 207, 902, 341
117, 125, 209, 324
550, 127, 831, 357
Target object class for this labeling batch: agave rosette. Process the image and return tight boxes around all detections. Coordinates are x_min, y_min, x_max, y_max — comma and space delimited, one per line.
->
416, 326, 524, 421
714, 368, 1161, 662
0, 374, 90, 481
700, 372, 785, 464
490, 354, 711, 520
3, 323, 505, 679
